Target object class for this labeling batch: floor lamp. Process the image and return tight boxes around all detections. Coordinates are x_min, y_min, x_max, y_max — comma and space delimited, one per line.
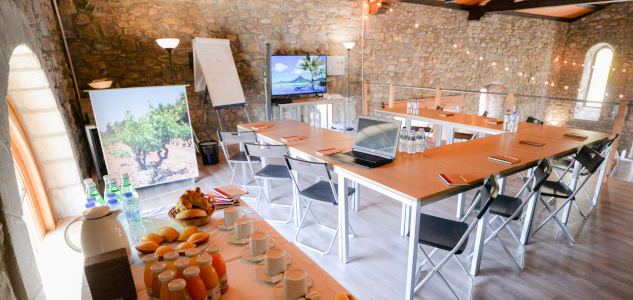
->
343, 42, 355, 131
156, 38, 180, 85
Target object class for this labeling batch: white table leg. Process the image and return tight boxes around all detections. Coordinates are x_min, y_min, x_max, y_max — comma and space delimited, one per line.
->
562, 161, 580, 224
352, 181, 360, 211
404, 201, 421, 300
520, 189, 540, 245
405, 116, 411, 129
400, 203, 408, 236
456, 193, 464, 219
296, 106, 300, 121
592, 146, 610, 207
498, 176, 506, 195
292, 171, 301, 226
470, 210, 488, 276
280, 106, 284, 120
338, 175, 350, 263
435, 125, 443, 147
446, 126, 455, 145
241, 163, 248, 185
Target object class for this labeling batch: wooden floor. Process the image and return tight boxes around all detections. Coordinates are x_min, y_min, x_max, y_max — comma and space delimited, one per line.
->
133, 154, 633, 300
41, 152, 633, 299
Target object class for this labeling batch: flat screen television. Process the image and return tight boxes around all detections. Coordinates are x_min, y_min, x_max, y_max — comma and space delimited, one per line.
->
271, 55, 327, 96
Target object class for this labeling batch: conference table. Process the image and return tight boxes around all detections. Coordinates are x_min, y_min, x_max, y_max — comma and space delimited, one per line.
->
238, 111, 611, 300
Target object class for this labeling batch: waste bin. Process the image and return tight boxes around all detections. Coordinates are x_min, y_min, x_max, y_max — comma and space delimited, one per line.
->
198, 140, 219, 165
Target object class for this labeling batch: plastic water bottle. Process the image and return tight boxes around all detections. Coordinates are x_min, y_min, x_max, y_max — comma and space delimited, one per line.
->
407, 128, 417, 154
86, 182, 105, 206
85, 196, 96, 209
107, 196, 126, 226
406, 99, 412, 115
413, 99, 419, 115
502, 110, 511, 131
106, 178, 125, 208
85, 202, 95, 209
415, 130, 425, 153
121, 173, 138, 199
102, 175, 111, 195
399, 128, 408, 152
124, 192, 141, 225
512, 111, 519, 132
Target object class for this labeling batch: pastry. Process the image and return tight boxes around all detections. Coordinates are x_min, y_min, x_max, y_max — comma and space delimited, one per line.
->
177, 226, 198, 242
140, 233, 164, 244
158, 227, 179, 243
175, 242, 197, 251
155, 245, 175, 258
187, 232, 209, 244
135, 241, 159, 253
175, 208, 207, 220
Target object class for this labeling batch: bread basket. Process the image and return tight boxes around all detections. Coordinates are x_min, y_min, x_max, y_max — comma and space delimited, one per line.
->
168, 205, 215, 227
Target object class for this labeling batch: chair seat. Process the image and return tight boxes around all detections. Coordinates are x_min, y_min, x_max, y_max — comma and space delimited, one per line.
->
299, 181, 355, 205
453, 131, 474, 140
540, 180, 573, 198
552, 157, 590, 176
418, 214, 468, 254
475, 194, 522, 220
229, 151, 260, 163
254, 164, 291, 179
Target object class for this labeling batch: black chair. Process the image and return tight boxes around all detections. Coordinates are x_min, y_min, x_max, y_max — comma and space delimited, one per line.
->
469, 159, 552, 270
532, 146, 605, 245
414, 176, 499, 298
526, 116, 544, 125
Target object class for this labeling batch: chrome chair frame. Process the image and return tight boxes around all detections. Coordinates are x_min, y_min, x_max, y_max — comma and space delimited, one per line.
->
217, 131, 259, 187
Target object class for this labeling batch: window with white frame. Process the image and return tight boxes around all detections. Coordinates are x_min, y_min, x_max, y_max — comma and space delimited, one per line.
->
574, 43, 614, 120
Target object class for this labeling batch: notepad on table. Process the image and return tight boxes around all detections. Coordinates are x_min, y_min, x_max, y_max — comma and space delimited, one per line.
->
519, 140, 545, 147
281, 136, 306, 143
438, 174, 472, 186
251, 124, 271, 131
438, 113, 454, 117
213, 184, 248, 198
486, 119, 503, 125
488, 154, 521, 164
563, 132, 588, 139
316, 148, 342, 156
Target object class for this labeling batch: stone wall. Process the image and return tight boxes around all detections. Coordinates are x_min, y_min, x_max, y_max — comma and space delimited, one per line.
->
59, 0, 362, 140
0, 0, 87, 297
548, 3, 633, 153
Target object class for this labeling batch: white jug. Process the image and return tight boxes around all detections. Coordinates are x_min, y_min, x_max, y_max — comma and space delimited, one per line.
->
64, 206, 131, 260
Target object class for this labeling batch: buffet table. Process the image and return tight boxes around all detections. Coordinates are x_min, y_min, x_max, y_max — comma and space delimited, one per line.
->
130, 202, 348, 299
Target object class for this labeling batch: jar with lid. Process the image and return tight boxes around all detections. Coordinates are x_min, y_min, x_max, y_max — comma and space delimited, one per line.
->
168, 278, 192, 300
183, 266, 207, 300
174, 257, 190, 279
164, 251, 179, 273
197, 254, 221, 300
205, 246, 228, 294
142, 253, 158, 294
150, 262, 166, 299
158, 270, 175, 300
185, 248, 202, 268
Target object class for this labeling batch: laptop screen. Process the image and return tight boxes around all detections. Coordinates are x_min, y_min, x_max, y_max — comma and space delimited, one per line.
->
353, 116, 402, 158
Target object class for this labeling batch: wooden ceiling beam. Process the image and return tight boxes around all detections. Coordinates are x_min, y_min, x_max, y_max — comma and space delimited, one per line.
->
484, 0, 633, 12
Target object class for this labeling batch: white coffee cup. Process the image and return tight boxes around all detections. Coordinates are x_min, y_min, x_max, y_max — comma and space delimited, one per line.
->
264, 248, 291, 276
234, 217, 253, 239
224, 206, 240, 227
249, 231, 273, 257
283, 268, 314, 300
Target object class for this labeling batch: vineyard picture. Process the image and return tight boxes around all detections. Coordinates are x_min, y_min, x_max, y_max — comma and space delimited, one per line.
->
89, 86, 198, 188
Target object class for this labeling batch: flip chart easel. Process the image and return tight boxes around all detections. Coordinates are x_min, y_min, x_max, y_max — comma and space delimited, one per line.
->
193, 37, 250, 132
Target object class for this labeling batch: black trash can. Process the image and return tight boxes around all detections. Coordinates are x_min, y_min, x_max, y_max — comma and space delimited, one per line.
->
198, 140, 219, 165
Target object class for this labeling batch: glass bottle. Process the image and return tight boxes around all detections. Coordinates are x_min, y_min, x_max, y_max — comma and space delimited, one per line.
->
107, 196, 126, 225
185, 248, 202, 268
150, 261, 166, 298
83, 178, 94, 197
406, 128, 416, 154
197, 254, 221, 300
167, 278, 191, 300
205, 246, 228, 294
142, 253, 158, 295
183, 266, 207, 300
406, 99, 412, 115
86, 182, 105, 206
415, 130, 425, 153
399, 128, 408, 153
158, 270, 175, 300
164, 252, 179, 273
175, 257, 190, 279
413, 99, 419, 115
502, 109, 511, 131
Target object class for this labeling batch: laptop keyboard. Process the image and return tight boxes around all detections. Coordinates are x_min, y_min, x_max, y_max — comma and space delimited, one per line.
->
352, 151, 378, 163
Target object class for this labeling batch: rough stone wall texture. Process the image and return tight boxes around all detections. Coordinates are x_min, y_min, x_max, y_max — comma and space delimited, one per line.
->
59, 0, 362, 140
0, 1, 73, 299
548, 3, 633, 153
363, 3, 568, 122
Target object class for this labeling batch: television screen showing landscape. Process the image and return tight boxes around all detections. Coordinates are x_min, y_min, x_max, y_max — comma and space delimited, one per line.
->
271, 55, 327, 96
89, 86, 198, 188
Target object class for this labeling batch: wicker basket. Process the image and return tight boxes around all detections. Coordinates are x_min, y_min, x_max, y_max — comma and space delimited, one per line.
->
168, 206, 215, 227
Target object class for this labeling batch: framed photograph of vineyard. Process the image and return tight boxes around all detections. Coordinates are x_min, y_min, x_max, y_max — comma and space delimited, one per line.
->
89, 86, 198, 188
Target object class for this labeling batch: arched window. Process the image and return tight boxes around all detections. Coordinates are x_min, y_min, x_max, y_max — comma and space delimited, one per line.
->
578, 44, 614, 108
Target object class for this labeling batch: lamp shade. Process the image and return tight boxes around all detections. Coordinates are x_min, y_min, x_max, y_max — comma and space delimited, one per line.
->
342, 42, 355, 50
156, 38, 180, 49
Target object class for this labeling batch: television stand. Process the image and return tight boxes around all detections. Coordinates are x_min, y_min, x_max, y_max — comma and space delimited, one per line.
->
277, 97, 347, 129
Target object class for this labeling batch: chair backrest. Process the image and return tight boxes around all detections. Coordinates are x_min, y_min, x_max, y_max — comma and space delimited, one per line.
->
592, 134, 618, 154
244, 143, 288, 159
575, 145, 605, 174
482, 111, 488, 117
475, 176, 499, 219
532, 159, 553, 191
526, 116, 544, 125
217, 131, 258, 144
284, 156, 331, 180
436, 105, 444, 111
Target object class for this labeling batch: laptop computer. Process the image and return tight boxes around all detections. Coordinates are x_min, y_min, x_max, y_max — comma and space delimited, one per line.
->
328, 116, 402, 168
